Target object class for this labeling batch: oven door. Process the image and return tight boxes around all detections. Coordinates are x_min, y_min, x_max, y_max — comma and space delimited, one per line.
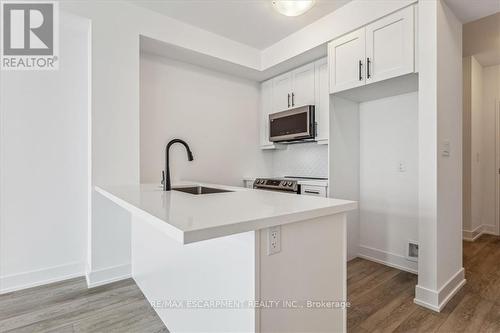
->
269, 105, 315, 142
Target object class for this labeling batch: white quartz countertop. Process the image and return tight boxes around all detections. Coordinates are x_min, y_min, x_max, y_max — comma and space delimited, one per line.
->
95, 182, 356, 244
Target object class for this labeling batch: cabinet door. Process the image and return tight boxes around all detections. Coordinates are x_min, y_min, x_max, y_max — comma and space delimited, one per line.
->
328, 27, 366, 93
365, 6, 414, 84
291, 62, 315, 108
314, 58, 329, 144
272, 72, 292, 112
260, 80, 273, 147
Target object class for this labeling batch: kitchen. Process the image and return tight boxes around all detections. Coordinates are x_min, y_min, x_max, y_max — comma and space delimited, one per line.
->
1, 0, 498, 332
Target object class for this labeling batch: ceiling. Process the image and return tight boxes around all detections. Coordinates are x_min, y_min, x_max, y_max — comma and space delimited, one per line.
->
130, 0, 351, 50
444, 0, 500, 23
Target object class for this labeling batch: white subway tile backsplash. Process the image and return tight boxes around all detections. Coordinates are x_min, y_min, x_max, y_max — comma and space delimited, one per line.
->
271, 142, 328, 178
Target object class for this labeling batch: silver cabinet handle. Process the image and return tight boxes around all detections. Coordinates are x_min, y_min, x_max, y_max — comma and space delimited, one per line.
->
358, 60, 363, 81
292, 92, 295, 106
287, 93, 290, 108
305, 190, 320, 194
367, 57, 371, 79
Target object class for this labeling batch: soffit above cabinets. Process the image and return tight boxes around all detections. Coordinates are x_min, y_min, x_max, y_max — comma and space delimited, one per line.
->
130, 0, 352, 50
140, 36, 327, 82
139, 1, 417, 82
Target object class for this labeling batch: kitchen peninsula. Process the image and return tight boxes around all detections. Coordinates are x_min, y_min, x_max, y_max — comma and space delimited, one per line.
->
96, 182, 356, 333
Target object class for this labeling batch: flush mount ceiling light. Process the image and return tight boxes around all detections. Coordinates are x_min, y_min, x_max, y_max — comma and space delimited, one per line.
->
272, 0, 315, 17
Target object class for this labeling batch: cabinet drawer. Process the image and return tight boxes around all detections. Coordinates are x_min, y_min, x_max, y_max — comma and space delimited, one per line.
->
301, 185, 327, 197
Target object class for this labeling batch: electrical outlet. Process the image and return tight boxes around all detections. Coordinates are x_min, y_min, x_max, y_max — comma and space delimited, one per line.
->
267, 226, 281, 255
442, 141, 451, 157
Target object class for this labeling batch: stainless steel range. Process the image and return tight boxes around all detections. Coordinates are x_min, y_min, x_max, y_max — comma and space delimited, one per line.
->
253, 178, 299, 193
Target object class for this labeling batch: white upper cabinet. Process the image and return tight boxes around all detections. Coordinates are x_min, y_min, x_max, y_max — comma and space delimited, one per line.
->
260, 57, 329, 149
260, 80, 274, 148
291, 63, 315, 108
365, 6, 414, 84
328, 5, 415, 94
315, 58, 329, 144
272, 63, 315, 112
329, 28, 366, 93
272, 72, 292, 112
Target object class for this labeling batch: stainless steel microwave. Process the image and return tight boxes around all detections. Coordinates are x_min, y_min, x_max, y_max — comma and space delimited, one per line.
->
269, 105, 315, 142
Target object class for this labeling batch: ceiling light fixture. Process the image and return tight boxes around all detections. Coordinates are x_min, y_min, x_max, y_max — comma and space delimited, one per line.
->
272, 0, 315, 17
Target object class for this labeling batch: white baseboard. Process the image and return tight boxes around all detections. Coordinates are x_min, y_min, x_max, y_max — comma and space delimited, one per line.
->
358, 245, 418, 274
463, 224, 484, 241
483, 224, 499, 236
414, 268, 466, 312
0, 261, 85, 294
463, 224, 499, 241
86, 263, 131, 288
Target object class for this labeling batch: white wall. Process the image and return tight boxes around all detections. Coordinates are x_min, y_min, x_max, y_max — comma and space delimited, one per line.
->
435, 0, 463, 291
481, 64, 500, 234
358, 92, 419, 273
463, 13, 500, 67
470, 56, 484, 232
58, 1, 265, 286
415, 0, 464, 312
270, 143, 328, 178
462, 56, 485, 236
330, 96, 360, 261
140, 54, 270, 186
0, 13, 90, 293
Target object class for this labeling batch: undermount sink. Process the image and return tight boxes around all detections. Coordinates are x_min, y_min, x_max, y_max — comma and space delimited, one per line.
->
173, 186, 232, 195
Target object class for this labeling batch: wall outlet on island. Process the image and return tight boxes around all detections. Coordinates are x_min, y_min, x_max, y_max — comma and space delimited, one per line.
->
267, 226, 281, 255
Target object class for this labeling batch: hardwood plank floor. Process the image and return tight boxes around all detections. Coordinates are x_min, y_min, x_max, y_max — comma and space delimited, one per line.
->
0, 278, 168, 333
1, 234, 499, 332
348, 234, 500, 332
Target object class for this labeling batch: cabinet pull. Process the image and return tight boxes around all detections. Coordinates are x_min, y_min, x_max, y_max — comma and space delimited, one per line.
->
305, 190, 320, 195
358, 60, 363, 81
292, 92, 295, 106
287, 93, 290, 108
367, 57, 371, 79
